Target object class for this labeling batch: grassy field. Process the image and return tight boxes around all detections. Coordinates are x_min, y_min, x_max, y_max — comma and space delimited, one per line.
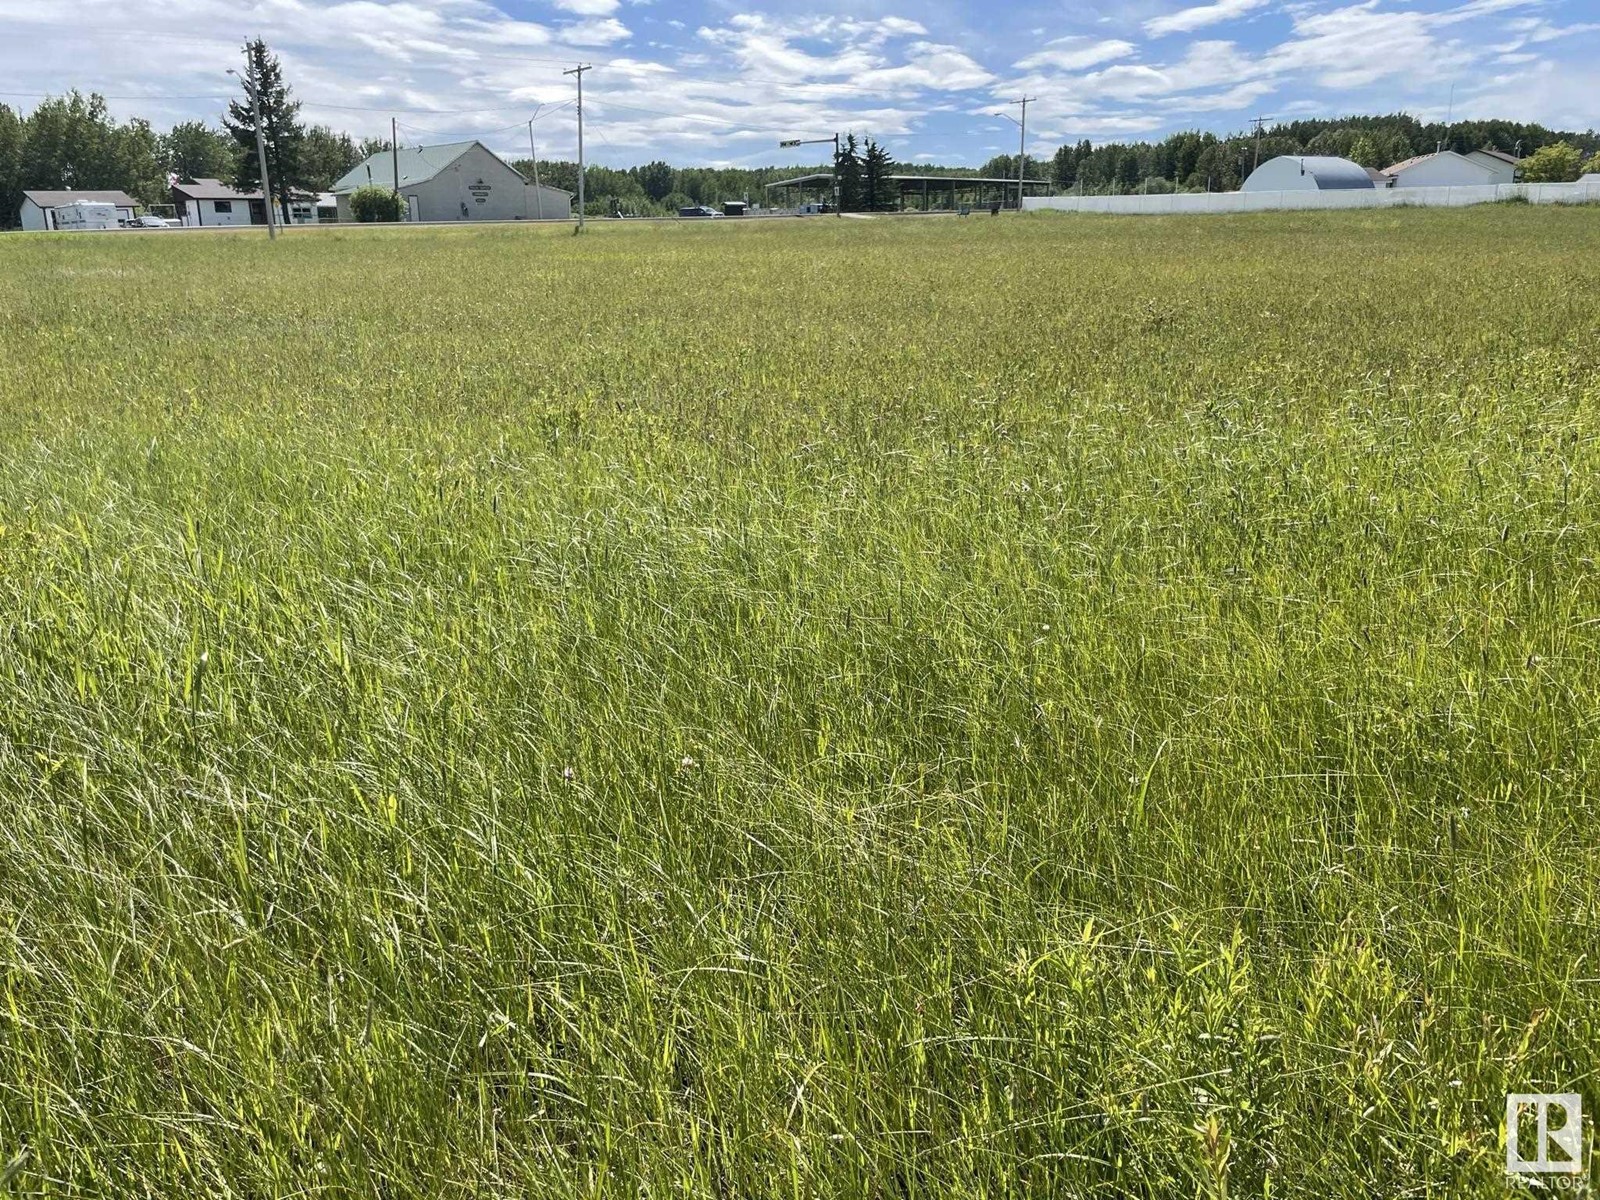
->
2, 208, 1599, 1197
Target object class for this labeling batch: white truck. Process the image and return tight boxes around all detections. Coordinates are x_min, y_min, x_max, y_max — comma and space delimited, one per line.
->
53, 201, 120, 231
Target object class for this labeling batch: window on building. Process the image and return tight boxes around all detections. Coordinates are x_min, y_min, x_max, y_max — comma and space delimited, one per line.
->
213, 200, 232, 214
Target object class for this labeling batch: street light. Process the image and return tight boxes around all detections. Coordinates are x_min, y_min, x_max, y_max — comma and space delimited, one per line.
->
527, 105, 549, 220
227, 61, 276, 239
993, 105, 1032, 211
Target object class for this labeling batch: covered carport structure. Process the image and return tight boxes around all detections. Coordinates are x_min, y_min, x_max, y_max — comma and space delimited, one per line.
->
764, 172, 1052, 212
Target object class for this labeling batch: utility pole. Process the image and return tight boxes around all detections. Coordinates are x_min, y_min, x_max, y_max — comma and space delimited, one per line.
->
229, 50, 275, 240
528, 106, 545, 220
1250, 115, 1272, 174
1010, 96, 1034, 210
564, 64, 590, 230
833, 131, 840, 215
391, 117, 400, 194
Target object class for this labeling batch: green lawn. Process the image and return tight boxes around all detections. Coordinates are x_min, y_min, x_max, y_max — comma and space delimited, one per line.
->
2, 209, 1600, 1197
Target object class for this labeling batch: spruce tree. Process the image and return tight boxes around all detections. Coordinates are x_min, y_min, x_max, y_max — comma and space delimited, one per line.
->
834, 134, 864, 212
862, 139, 897, 211
223, 39, 305, 223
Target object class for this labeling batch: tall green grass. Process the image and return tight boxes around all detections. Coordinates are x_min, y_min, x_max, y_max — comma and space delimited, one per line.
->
2, 209, 1599, 1196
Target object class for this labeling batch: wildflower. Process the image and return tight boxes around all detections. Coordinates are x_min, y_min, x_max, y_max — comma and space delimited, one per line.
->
562, 766, 575, 783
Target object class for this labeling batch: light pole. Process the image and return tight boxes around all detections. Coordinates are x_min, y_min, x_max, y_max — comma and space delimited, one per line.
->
994, 103, 1034, 211
779, 134, 841, 214
227, 56, 276, 239
527, 105, 548, 220
563, 64, 590, 229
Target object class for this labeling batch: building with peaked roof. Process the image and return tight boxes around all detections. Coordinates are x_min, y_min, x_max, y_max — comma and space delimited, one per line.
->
1240, 156, 1375, 192
1381, 150, 1499, 188
330, 140, 572, 222
172, 178, 266, 227
21, 189, 140, 231
1465, 146, 1521, 184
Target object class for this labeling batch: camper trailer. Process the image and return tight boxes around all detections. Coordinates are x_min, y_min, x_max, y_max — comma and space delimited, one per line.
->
52, 201, 121, 231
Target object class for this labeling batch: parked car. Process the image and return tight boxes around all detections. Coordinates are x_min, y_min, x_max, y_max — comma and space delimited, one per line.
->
131, 214, 170, 228
678, 205, 722, 218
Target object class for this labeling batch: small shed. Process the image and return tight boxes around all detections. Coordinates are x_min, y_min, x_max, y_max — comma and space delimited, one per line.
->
21, 189, 139, 231
1241, 156, 1375, 192
1381, 151, 1498, 189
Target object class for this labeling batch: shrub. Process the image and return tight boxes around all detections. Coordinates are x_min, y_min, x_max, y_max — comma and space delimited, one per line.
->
350, 185, 405, 223
1519, 141, 1584, 183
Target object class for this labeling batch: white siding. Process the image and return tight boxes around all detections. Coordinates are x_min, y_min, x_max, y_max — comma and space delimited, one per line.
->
1023, 176, 1600, 216
20, 198, 49, 231
1465, 152, 1518, 184
187, 198, 256, 226
1387, 154, 1496, 188
21, 198, 137, 231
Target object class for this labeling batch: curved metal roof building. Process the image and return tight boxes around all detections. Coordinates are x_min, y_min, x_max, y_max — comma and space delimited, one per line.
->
1241, 155, 1376, 192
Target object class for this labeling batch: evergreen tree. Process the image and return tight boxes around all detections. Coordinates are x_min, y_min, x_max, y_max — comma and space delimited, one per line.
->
862, 139, 897, 211
834, 134, 864, 212
1051, 143, 1077, 189
223, 39, 305, 222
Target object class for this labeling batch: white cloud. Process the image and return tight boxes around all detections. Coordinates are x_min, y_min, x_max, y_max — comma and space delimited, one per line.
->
1144, 0, 1270, 37
550, 0, 618, 15
559, 16, 630, 45
1015, 38, 1137, 72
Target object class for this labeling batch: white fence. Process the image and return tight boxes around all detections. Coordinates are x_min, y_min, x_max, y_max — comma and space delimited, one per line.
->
1023, 176, 1600, 217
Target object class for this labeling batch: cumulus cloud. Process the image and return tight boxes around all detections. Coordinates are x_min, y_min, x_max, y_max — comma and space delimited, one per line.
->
0, 0, 1592, 169
550, 0, 618, 14
559, 16, 630, 45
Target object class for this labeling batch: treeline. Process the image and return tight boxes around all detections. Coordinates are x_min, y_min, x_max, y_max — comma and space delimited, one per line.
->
0, 86, 389, 227
1044, 114, 1600, 195
6, 68, 1599, 228
510, 158, 819, 217
520, 138, 897, 215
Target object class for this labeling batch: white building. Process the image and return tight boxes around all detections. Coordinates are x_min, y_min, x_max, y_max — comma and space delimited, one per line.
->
1465, 147, 1521, 184
1381, 151, 1499, 188
172, 178, 267, 227
21, 189, 139, 231
331, 141, 572, 223
1241, 156, 1375, 192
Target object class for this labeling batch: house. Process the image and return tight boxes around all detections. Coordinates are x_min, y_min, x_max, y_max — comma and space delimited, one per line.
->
330, 140, 573, 222
1241, 156, 1375, 192
172, 178, 266, 227
21, 189, 139, 231
1465, 146, 1521, 184
1381, 151, 1498, 188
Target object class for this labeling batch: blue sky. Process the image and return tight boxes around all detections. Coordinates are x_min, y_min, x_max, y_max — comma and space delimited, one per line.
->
2, 0, 1596, 167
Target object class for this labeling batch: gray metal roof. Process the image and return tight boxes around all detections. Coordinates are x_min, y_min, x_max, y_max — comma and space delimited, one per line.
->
1249, 155, 1375, 191
23, 189, 139, 208
171, 178, 264, 201
331, 141, 519, 193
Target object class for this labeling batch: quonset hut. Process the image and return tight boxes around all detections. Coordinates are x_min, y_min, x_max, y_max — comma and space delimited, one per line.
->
1241, 156, 1375, 192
